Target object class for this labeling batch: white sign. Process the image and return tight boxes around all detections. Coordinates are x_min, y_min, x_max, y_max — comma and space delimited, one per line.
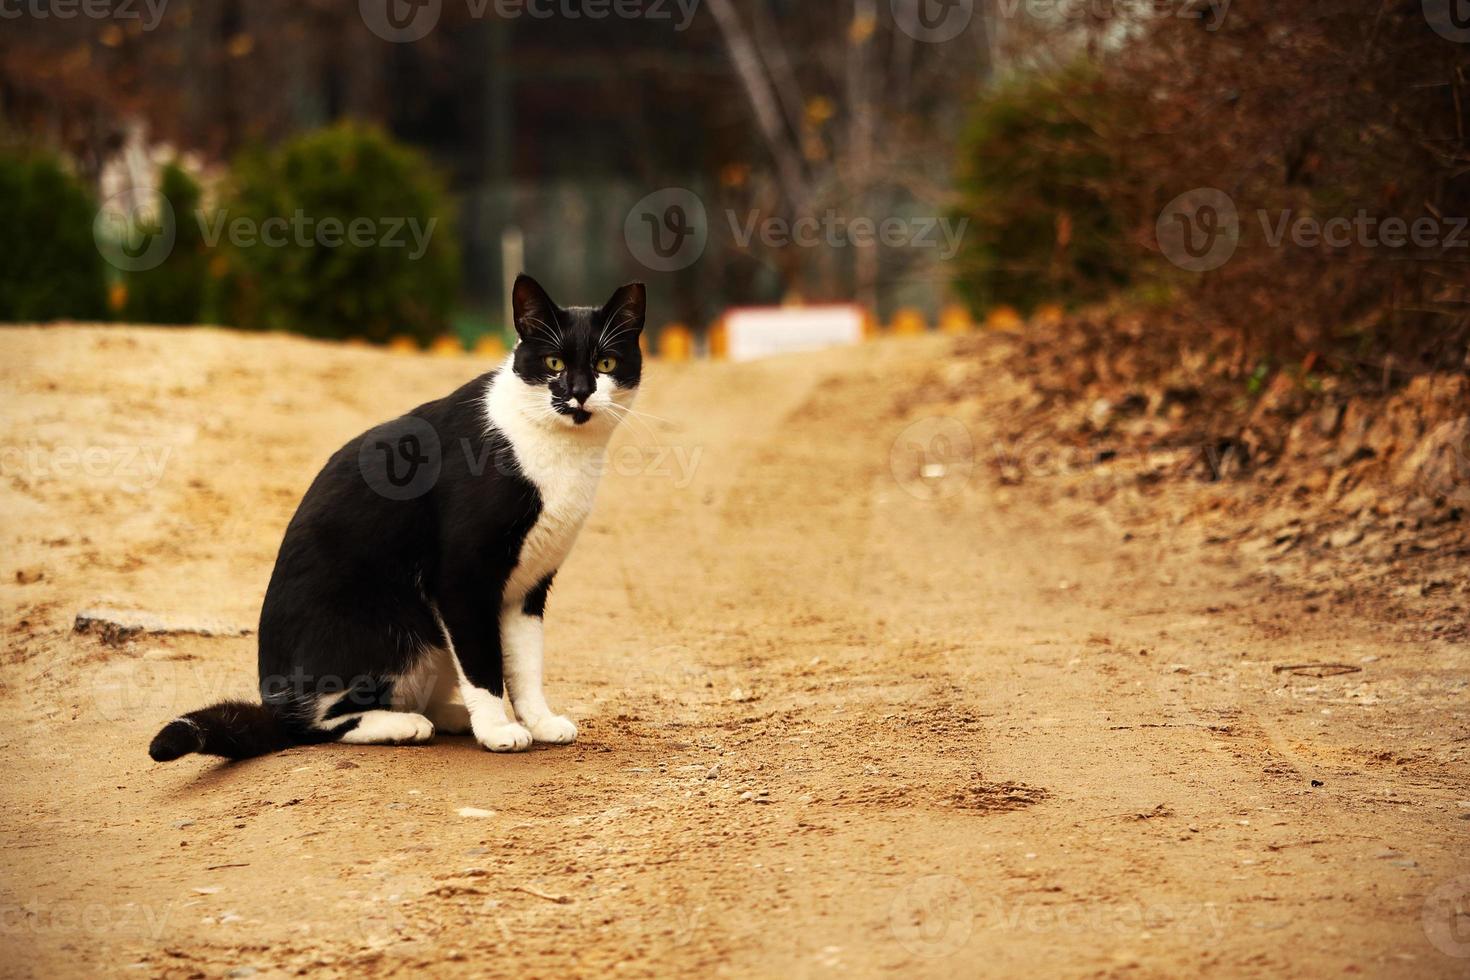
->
724, 306, 866, 362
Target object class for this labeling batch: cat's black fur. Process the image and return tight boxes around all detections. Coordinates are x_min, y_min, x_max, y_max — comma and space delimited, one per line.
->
149, 276, 644, 762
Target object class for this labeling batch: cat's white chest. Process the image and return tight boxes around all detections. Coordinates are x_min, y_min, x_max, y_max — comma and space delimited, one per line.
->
503, 449, 602, 603
484, 364, 610, 606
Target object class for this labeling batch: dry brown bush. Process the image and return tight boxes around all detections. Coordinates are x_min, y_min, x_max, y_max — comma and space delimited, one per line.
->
1105, 0, 1470, 378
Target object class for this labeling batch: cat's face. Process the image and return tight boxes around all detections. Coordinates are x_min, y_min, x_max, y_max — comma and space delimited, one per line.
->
508, 275, 644, 430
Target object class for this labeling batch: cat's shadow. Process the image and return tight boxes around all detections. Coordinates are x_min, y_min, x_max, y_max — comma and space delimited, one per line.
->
161, 736, 577, 796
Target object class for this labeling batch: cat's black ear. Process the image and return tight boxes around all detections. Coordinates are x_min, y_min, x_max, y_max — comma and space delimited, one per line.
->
512, 274, 559, 342
600, 282, 646, 338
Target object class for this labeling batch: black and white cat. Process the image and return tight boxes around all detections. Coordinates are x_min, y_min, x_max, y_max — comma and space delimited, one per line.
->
149, 275, 645, 762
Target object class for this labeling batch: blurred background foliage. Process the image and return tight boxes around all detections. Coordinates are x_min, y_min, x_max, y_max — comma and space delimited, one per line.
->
122, 162, 207, 325
0, 152, 108, 322
223, 123, 460, 345
951, 65, 1128, 316
0, 0, 1465, 380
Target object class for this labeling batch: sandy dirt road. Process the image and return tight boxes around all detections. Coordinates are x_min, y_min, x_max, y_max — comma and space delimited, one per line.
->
1, 326, 1467, 978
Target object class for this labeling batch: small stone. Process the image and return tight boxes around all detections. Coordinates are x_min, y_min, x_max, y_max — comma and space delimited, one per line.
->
226, 969, 257, 978
706, 764, 720, 780
1328, 527, 1364, 549
173, 820, 195, 829
739, 791, 754, 801
457, 807, 495, 819
192, 886, 221, 895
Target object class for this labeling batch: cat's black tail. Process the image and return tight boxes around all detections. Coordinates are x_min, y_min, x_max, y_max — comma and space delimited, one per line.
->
148, 700, 297, 762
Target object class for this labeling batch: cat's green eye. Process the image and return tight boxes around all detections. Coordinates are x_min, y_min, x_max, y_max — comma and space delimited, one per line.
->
596, 357, 618, 374
544, 355, 566, 373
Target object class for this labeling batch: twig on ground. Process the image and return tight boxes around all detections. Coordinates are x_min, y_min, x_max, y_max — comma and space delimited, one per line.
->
512, 885, 572, 905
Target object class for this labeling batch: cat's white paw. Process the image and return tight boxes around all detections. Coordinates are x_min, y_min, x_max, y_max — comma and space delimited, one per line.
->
477, 722, 533, 753
528, 715, 578, 745
337, 711, 435, 745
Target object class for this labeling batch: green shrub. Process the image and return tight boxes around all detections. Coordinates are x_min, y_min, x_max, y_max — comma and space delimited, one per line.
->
0, 152, 108, 322
123, 163, 208, 325
223, 122, 459, 343
950, 68, 1131, 316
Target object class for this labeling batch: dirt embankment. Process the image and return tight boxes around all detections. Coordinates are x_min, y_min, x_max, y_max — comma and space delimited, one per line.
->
1, 325, 1467, 979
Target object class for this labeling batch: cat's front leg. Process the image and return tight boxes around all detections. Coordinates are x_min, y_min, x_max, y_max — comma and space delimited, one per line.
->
462, 683, 533, 753
503, 579, 578, 745
435, 584, 533, 753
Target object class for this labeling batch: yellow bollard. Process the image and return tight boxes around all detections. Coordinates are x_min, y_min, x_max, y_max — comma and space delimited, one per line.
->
707, 319, 728, 360
1032, 303, 1065, 328
658, 323, 694, 362
475, 334, 507, 359
388, 335, 421, 353
939, 304, 974, 335
429, 335, 465, 357
984, 306, 1024, 333
107, 281, 128, 315
862, 310, 881, 339
888, 307, 928, 336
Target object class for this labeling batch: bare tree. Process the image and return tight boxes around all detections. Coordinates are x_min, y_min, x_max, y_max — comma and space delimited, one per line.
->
703, 0, 995, 309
